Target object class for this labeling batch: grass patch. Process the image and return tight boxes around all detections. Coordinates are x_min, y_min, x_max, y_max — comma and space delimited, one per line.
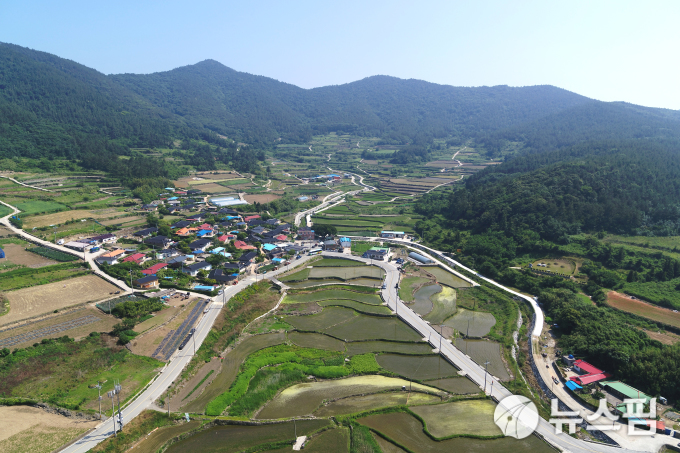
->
351, 241, 382, 255
399, 277, 430, 302
183, 370, 215, 401
15, 200, 68, 216
90, 410, 180, 453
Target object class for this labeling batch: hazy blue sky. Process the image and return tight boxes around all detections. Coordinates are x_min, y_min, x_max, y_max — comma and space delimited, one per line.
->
2, 1, 678, 109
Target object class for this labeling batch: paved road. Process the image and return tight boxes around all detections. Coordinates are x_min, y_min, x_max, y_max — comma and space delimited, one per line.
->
319, 251, 637, 453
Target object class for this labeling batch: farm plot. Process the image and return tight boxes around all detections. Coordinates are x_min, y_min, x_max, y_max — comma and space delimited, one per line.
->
302, 428, 350, 453
3, 275, 119, 325
314, 391, 440, 417
410, 400, 502, 437
427, 267, 472, 288
358, 412, 553, 453
256, 375, 445, 419
607, 291, 680, 329
424, 285, 457, 324
399, 277, 431, 302
15, 200, 68, 216
424, 377, 481, 394
288, 332, 346, 351
285, 306, 357, 332
284, 288, 381, 305
308, 266, 384, 280
0, 306, 117, 348
285, 277, 384, 289
376, 354, 459, 380
454, 339, 510, 380
410, 284, 438, 316
182, 333, 286, 413
444, 308, 496, 337
126, 420, 202, 453
0, 405, 97, 453
311, 258, 366, 267
27, 247, 78, 262
0, 243, 60, 267
318, 299, 392, 315
151, 300, 204, 361
244, 193, 281, 204
326, 313, 422, 342
165, 420, 330, 453
346, 340, 434, 356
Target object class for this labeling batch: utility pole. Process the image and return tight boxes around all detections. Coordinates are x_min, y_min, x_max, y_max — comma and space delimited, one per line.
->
483, 361, 490, 394
107, 390, 116, 437
115, 382, 122, 431
95, 381, 102, 420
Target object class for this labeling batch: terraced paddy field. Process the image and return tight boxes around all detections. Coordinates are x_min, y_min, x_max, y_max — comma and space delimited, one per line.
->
444, 308, 496, 337
376, 354, 460, 380
308, 266, 384, 280
256, 375, 445, 419
318, 299, 392, 315
358, 412, 553, 453
301, 427, 350, 453
165, 419, 331, 453
287, 278, 383, 289
346, 340, 434, 356
399, 276, 431, 302
424, 377, 481, 394
427, 266, 473, 288
424, 286, 458, 324
288, 331, 346, 351
284, 288, 382, 305
182, 333, 286, 412
410, 399, 501, 437
455, 339, 510, 381
314, 391, 441, 417
410, 284, 437, 316
311, 258, 366, 267
130, 420, 202, 453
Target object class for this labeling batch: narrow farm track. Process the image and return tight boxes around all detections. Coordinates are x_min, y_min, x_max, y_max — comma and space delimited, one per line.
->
0, 175, 53, 192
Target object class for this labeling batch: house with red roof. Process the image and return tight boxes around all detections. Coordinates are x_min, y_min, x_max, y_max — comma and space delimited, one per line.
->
244, 215, 260, 222
198, 223, 214, 230
218, 234, 236, 242
142, 263, 168, 275
274, 234, 288, 242
234, 240, 256, 250
122, 253, 146, 264
570, 372, 613, 386
573, 360, 602, 375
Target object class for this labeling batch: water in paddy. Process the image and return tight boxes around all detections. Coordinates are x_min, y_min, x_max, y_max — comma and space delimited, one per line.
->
410, 284, 440, 316
287, 278, 382, 289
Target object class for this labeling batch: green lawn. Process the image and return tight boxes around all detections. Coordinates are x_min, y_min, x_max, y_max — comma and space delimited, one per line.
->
0, 205, 12, 218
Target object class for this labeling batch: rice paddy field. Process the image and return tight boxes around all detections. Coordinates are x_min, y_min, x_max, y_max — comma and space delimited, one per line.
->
358, 412, 553, 453
410, 399, 501, 437
312, 258, 366, 267
318, 299, 392, 315
376, 354, 460, 380
288, 331, 346, 351
165, 419, 331, 453
255, 375, 445, 419
444, 308, 497, 337
182, 333, 286, 412
283, 288, 382, 305
410, 284, 438, 316
427, 266, 473, 288
345, 340, 434, 356
424, 286, 458, 324
314, 391, 441, 417
424, 377, 481, 394
454, 339, 510, 380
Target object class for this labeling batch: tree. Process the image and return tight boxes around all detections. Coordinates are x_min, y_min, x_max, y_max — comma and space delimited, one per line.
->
314, 224, 337, 237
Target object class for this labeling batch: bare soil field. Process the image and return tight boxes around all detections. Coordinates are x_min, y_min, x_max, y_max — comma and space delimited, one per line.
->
23, 208, 122, 229
188, 183, 229, 193
644, 329, 680, 345
0, 306, 117, 348
130, 298, 200, 358
607, 291, 680, 329
245, 193, 281, 204
0, 405, 97, 453
0, 243, 59, 268
3, 275, 119, 325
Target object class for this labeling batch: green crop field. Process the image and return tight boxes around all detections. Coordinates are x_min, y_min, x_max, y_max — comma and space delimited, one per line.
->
15, 200, 68, 215
27, 247, 79, 262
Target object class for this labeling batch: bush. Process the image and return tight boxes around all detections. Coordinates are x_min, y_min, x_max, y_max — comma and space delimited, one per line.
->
348, 354, 381, 374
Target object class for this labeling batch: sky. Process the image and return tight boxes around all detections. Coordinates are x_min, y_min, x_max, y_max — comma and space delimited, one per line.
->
1, 0, 679, 109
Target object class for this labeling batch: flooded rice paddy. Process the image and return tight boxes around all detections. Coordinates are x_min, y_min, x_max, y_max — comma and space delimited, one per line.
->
443, 308, 496, 337
410, 399, 501, 437
424, 377, 481, 394
345, 340, 433, 356
454, 339, 510, 380
314, 391, 441, 417
255, 375, 444, 419
288, 331, 346, 351
423, 285, 457, 324
318, 299, 392, 315
427, 266, 473, 288
284, 288, 382, 305
410, 284, 438, 316
376, 354, 460, 380
286, 278, 383, 289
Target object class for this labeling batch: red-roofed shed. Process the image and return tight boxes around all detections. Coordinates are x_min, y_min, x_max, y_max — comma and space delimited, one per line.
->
142, 263, 168, 275
573, 360, 603, 375
570, 372, 612, 386
234, 240, 256, 250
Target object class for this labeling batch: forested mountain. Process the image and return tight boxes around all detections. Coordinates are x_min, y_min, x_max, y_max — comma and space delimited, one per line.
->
2, 41, 680, 173
418, 141, 680, 242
